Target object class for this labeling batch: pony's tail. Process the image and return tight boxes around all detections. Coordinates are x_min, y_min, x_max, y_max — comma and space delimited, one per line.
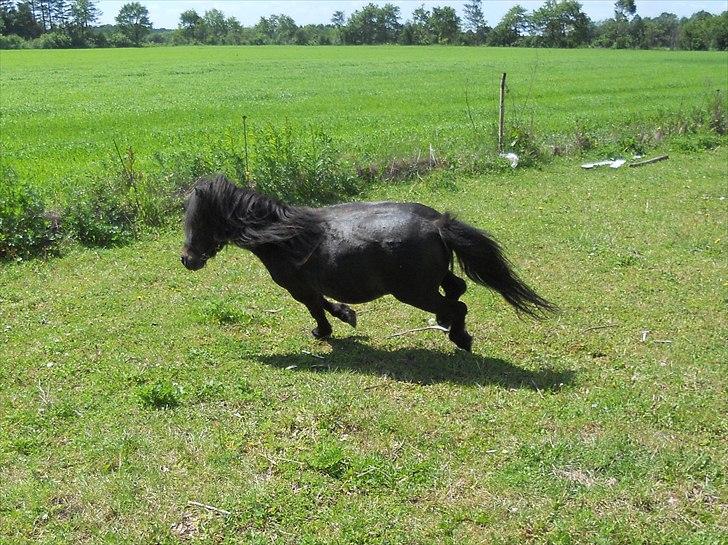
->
438, 213, 558, 318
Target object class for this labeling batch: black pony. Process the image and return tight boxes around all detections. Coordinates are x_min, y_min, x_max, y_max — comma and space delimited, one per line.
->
182, 175, 556, 351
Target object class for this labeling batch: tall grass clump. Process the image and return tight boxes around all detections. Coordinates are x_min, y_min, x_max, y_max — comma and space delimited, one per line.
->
64, 179, 138, 247
251, 122, 360, 205
64, 146, 181, 247
0, 168, 60, 259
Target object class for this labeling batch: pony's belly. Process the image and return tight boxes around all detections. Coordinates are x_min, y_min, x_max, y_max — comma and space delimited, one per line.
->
320, 284, 387, 305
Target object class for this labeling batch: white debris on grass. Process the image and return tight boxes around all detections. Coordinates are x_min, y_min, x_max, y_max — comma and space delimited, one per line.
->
499, 152, 519, 168
581, 158, 626, 169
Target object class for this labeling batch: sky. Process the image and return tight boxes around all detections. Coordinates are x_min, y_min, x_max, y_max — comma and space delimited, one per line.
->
95, 0, 728, 29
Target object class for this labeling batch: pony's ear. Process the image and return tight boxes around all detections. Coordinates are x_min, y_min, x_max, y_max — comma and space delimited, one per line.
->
194, 186, 202, 195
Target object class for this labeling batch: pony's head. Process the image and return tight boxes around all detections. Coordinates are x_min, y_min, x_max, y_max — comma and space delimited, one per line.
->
181, 180, 227, 271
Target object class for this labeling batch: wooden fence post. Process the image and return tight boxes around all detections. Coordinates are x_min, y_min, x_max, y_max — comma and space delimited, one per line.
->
498, 72, 506, 153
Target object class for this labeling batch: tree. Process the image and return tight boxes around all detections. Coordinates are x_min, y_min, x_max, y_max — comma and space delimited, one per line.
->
115, 1, 151, 46
30, 0, 68, 30
223, 16, 243, 44
331, 10, 344, 27
7, 1, 42, 38
678, 10, 714, 50
330, 10, 344, 43
593, 13, 630, 48
405, 4, 435, 44
375, 3, 400, 43
589, 0, 637, 48
32, 0, 48, 30
0, 0, 15, 35
50, 0, 70, 28
429, 6, 460, 44
642, 12, 679, 49
463, 0, 487, 43
250, 14, 299, 44
615, 0, 636, 20
711, 11, 728, 50
70, 0, 98, 30
274, 14, 297, 44
629, 14, 645, 47
253, 15, 275, 43
342, 3, 380, 44
178, 8, 203, 42
531, 0, 590, 48
203, 8, 227, 44
341, 3, 401, 44
489, 5, 528, 46
65, 0, 98, 45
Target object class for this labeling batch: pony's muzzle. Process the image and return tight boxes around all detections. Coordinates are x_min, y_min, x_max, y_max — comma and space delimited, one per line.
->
181, 254, 205, 271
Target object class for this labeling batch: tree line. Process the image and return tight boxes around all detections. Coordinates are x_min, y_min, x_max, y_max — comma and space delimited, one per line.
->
1, 0, 727, 50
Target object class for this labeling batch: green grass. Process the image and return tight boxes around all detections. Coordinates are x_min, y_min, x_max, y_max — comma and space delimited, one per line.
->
1, 147, 726, 543
1, 46, 727, 197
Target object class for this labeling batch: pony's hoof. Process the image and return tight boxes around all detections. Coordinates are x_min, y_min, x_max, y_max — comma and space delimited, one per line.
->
450, 331, 473, 352
342, 308, 357, 328
312, 326, 332, 339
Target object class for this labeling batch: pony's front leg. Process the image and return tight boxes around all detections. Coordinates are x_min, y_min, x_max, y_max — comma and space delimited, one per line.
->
323, 299, 357, 328
309, 304, 333, 339
287, 289, 333, 339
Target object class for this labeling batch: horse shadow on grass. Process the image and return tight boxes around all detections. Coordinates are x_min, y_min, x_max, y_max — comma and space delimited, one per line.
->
257, 336, 574, 391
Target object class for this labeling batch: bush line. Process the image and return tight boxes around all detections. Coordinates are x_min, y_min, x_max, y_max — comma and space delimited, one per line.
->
1, 100, 725, 261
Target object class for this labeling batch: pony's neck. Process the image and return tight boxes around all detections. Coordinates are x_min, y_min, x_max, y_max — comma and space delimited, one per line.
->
230, 187, 293, 226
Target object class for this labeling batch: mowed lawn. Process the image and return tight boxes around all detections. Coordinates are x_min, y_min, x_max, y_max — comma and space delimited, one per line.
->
1, 147, 726, 543
1, 46, 727, 194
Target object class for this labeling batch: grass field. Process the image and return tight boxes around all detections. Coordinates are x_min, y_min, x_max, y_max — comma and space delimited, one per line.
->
1, 45, 727, 543
1, 46, 727, 196
1, 146, 726, 542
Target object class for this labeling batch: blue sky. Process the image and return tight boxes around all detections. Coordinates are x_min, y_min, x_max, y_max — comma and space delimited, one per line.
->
95, 1, 728, 28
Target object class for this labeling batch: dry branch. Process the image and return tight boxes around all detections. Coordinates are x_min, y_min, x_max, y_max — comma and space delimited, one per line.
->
187, 501, 231, 516
629, 155, 668, 167
582, 324, 618, 333
387, 325, 448, 338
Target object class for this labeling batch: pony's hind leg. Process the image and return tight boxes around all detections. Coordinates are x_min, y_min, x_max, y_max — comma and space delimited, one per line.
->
323, 299, 357, 328
441, 271, 467, 300
393, 289, 473, 352
437, 271, 467, 328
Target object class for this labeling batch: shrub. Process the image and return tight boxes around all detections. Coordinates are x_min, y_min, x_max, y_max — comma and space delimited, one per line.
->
0, 169, 60, 259
114, 146, 172, 227
89, 32, 109, 48
30, 31, 72, 49
573, 119, 597, 154
506, 124, 544, 167
109, 32, 133, 48
252, 122, 360, 205
0, 34, 26, 49
64, 178, 136, 247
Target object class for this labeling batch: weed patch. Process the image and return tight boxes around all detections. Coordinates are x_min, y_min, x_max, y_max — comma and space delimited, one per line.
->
64, 178, 137, 247
199, 298, 278, 328
251, 122, 361, 205
356, 152, 445, 182
138, 379, 183, 409
0, 168, 61, 259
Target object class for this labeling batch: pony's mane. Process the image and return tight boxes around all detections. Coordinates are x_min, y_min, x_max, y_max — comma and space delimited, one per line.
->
194, 174, 322, 263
